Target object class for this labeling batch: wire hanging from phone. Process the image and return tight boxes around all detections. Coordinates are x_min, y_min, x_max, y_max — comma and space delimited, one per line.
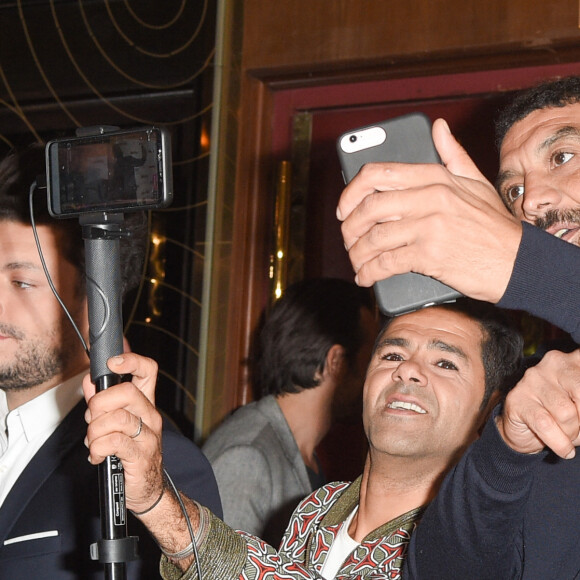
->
28, 181, 90, 358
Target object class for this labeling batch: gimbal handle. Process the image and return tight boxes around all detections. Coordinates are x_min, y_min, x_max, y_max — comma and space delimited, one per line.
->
82, 213, 138, 580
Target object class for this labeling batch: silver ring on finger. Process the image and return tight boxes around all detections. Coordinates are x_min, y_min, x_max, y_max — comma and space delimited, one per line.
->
130, 416, 143, 439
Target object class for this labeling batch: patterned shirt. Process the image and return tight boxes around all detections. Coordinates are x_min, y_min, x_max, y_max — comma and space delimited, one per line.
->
161, 476, 425, 580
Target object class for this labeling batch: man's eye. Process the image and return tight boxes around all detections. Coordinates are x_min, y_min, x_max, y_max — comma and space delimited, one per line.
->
380, 353, 403, 362
552, 151, 574, 167
505, 184, 524, 204
437, 360, 458, 371
13, 280, 33, 289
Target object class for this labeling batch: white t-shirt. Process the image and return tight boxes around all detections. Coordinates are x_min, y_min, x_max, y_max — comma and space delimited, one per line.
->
0, 371, 86, 506
320, 506, 360, 579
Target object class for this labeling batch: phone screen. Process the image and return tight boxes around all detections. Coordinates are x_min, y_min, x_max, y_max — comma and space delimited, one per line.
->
46, 126, 173, 217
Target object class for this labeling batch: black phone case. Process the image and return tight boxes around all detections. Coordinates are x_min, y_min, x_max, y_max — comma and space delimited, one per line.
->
337, 113, 462, 316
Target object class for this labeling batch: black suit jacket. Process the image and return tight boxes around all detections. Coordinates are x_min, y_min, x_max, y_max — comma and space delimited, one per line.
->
0, 401, 222, 579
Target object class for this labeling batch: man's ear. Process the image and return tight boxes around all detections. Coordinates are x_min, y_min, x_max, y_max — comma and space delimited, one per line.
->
486, 390, 502, 412
477, 390, 502, 434
324, 344, 346, 378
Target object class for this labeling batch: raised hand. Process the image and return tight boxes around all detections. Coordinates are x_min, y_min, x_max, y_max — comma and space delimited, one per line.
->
497, 349, 580, 459
337, 118, 522, 303
83, 352, 165, 514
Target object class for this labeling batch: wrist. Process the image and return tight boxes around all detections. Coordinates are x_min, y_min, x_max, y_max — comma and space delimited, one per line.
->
129, 485, 166, 516
139, 487, 202, 567
160, 500, 209, 562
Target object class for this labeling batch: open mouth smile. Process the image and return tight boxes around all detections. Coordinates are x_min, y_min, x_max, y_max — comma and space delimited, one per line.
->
553, 227, 580, 243
545, 221, 580, 242
387, 400, 427, 414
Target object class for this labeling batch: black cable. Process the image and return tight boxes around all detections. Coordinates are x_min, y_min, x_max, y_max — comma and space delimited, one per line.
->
28, 181, 90, 358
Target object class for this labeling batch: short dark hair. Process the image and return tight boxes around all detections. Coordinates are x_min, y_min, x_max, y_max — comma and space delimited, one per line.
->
0, 144, 147, 297
495, 75, 580, 150
253, 278, 374, 397
377, 298, 524, 409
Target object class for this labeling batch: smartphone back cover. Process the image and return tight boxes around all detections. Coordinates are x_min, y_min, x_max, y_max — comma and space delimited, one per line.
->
337, 113, 462, 317
372, 272, 462, 316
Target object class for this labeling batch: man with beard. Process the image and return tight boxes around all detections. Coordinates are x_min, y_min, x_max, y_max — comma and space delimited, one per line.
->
337, 75, 580, 578
82, 298, 523, 580
0, 146, 221, 579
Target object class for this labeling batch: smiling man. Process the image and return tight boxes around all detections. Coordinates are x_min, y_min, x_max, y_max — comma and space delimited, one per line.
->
402, 77, 580, 580
82, 298, 523, 580
495, 89, 580, 247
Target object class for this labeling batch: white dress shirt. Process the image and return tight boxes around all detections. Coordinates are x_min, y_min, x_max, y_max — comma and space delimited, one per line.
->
0, 371, 86, 507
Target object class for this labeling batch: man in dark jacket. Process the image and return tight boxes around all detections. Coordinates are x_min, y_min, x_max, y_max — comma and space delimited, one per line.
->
0, 145, 221, 579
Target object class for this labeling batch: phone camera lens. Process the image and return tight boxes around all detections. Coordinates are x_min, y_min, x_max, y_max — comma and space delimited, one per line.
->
349, 135, 357, 143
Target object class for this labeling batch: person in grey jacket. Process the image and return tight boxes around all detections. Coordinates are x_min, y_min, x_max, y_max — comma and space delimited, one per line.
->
202, 278, 377, 546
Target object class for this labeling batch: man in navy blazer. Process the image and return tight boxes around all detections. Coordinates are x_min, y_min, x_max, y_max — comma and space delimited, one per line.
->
0, 145, 221, 579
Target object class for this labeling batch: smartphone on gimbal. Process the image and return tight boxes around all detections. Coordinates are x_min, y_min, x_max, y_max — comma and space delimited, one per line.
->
46, 126, 172, 218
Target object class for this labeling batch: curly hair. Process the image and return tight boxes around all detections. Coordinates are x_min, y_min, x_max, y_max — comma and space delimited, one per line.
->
495, 75, 580, 150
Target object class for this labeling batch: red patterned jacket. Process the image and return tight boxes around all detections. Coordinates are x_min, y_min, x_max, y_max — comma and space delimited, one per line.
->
161, 477, 424, 580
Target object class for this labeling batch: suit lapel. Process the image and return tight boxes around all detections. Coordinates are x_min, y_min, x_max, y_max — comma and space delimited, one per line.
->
0, 401, 86, 542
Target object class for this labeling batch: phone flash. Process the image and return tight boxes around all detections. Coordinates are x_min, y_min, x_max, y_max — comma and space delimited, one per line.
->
339, 126, 386, 154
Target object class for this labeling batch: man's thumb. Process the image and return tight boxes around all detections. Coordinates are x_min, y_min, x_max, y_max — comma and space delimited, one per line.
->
432, 118, 487, 182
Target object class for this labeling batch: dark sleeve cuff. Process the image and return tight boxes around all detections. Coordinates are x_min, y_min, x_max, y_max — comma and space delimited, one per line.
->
471, 404, 546, 494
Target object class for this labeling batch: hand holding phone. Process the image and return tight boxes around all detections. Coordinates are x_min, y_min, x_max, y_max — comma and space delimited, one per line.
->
336, 113, 462, 316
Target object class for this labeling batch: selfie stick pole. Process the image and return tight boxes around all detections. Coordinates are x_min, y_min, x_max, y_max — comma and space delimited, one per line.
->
83, 212, 138, 580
